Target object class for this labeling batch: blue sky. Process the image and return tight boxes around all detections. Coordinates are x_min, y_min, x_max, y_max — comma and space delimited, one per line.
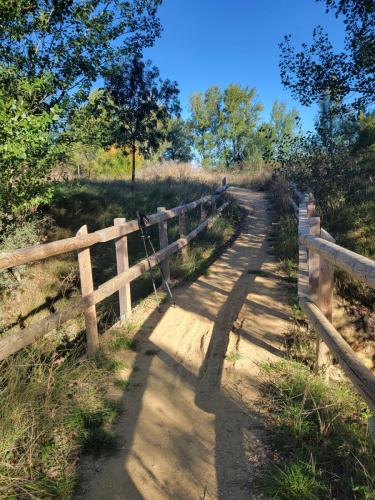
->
144, 0, 347, 131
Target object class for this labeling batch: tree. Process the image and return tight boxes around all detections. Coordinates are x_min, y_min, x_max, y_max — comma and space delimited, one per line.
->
189, 84, 263, 168
221, 84, 263, 167
0, 0, 162, 111
189, 86, 222, 166
103, 55, 180, 181
0, 0, 162, 222
163, 117, 193, 163
279, 0, 374, 108
0, 73, 58, 227
257, 100, 299, 163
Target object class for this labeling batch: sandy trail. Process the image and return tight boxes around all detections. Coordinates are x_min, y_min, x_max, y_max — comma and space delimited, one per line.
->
80, 188, 290, 499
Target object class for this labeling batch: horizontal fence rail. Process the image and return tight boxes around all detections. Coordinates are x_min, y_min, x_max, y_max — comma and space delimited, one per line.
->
289, 185, 375, 441
0, 185, 228, 270
0, 179, 230, 361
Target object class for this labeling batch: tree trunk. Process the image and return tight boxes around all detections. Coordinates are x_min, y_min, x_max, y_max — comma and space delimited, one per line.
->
131, 143, 136, 182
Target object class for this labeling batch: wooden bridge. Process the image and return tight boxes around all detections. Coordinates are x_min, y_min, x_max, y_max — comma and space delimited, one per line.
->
1, 181, 375, 497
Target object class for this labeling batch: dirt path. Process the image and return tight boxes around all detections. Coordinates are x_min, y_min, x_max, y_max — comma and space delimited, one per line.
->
79, 188, 290, 499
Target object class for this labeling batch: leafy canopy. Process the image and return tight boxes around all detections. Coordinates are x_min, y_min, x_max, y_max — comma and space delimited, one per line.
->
279, 0, 374, 108
0, 0, 162, 108
101, 55, 180, 180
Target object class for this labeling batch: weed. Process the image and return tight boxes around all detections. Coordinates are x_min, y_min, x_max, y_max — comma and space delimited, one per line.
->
225, 351, 241, 361
110, 335, 137, 352
114, 379, 130, 391
262, 459, 326, 499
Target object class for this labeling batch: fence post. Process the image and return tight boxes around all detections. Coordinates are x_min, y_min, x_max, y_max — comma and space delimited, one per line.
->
200, 200, 208, 222
308, 216, 320, 302
157, 207, 170, 287
307, 192, 315, 217
317, 229, 335, 369
211, 192, 217, 214
114, 218, 132, 322
76, 225, 99, 357
179, 211, 188, 262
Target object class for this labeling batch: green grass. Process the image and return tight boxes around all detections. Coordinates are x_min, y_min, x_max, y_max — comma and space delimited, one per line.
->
261, 177, 375, 499
262, 460, 326, 499
0, 173, 244, 498
48, 178, 240, 322
0, 346, 118, 498
260, 360, 375, 499
225, 351, 241, 361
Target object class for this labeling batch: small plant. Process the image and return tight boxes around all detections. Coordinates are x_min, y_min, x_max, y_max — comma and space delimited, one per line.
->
114, 378, 130, 391
110, 335, 137, 352
262, 460, 326, 499
225, 351, 241, 362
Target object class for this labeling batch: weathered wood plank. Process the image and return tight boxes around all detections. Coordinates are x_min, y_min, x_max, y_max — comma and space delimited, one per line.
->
158, 207, 170, 286
299, 233, 375, 290
0, 188, 229, 270
77, 225, 99, 357
300, 297, 375, 413
179, 212, 188, 262
0, 204, 232, 361
308, 217, 320, 303
114, 218, 131, 321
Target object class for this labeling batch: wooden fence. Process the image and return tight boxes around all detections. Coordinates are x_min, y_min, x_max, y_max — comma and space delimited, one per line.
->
289, 187, 375, 439
0, 178, 229, 361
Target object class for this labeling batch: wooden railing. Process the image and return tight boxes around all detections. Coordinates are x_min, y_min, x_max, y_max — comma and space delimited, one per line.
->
290, 187, 375, 439
0, 177, 229, 361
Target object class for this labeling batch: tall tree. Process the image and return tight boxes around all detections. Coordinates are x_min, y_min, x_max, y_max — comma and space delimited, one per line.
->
0, 0, 162, 110
0, 0, 162, 221
163, 117, 193, 163
257, 100, 299, 163
279, 0, 374, 108
221, 84, 263, 167
103, 55, 180, 181
189, 86, 222, 165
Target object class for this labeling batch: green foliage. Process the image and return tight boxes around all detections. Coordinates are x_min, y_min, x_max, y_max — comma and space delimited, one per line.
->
221, 84, 263, 166
261, 360, 375, 498
102, 55, 181, 181
69, 145, 145, 179
276, 106, 374, 310
272, 215, 298, 261
0, 0, 162, 223
189, 86, 298, 170
0, 72, 59, 222
279, 0, 374, 107
258, 100, 300, 164
189, 86, 222, 166
163, 117, 193, 162
263, 460, 326, 499
0, 0, 162, 109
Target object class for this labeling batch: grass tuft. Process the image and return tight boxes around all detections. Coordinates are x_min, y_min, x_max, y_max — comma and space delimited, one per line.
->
262, 460, 326, 499
260, 360, 375, 498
